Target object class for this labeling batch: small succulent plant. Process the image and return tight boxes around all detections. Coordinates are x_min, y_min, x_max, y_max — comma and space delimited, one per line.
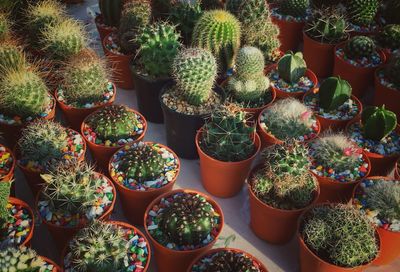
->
0, 13, 10, 41
201, 250, 261, 272
277, 51, 307, 84
278, 0, 310, 18
344, 36, 377, 60
0, 246, 45, 271
361, 106, 397, 141
99, 0, 123, 27
384, 53, 400, 87
200, 104, 256, 162
0, 181, 11, 226
0, 40, 27, 72
318, 76, 352, 111
376, 24, 400, 51
301, 204, 379, 268
345, 0, 378, 27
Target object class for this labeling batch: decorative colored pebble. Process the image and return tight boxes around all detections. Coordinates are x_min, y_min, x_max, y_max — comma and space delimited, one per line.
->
104, 33, 125, 56
0, 203, 33, 247
268, 69, 314, 94
271, 7, 311, 22
336, 48, 382, 68
0, 145, 13, 179
348, 22, 380, 34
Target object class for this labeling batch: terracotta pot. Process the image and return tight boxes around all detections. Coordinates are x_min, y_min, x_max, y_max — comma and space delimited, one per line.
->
373, 68, 400, 119
41, 256, 62, 272
0, 144, 15, 182
95, 15, 115, 49
352, 177, 400, 265
396, 159, 400, 179
109, 142, 180, 226
265, 64, 318, 100
271, 15, 305, 52
187, 248, 269, 272
196, 130, 261, 198
8, 197, 35, 247
333, 43, 386, 99
81, 108, 147, 173
144, 189, 224, 272
302, 91, 363, 132
55, 84, 116, 131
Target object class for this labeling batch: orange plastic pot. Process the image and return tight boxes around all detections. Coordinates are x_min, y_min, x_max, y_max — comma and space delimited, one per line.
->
0, 144, 15, 182
41, 256, 61, 272
144, 189, 224, 272
373, 68, 400, 119
187, 248, 269, 272
333, 43, 386, 99
352, 176, 400, 265
8, 197, 35, 247
109, 142, 180, 226
95, 15, 115, 49
196, 130, 261, 198
81, 109, 147, 173
55, 84, 116, 131
271, 16, 305, 52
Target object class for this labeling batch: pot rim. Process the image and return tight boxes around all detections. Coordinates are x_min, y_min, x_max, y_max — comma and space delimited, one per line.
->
40, 256, 62, 272
302, 29, 350, 46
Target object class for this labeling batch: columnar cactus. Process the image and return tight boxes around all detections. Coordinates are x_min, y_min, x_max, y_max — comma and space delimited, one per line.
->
361, 106, 397, 141
0, 13, 10, 41
0, 181, 11, 226
279, 0, 310, 18
0, 247, 45, 271
385, 54, 400, 87
169, 1, 203, 44
172, 48, 217, 106
192, 10, 241, 71
344, 36, 376, 60
99, 0, 123, 27
377, 24, 400, 51
277, 51, 307, 84
318, 77, 352, 111
0, 41, 27, 72
346, 0, 379, 26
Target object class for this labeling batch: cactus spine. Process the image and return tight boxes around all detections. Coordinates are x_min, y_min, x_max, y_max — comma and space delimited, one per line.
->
0, 41, 27, 73
344, 36, 376, 60
346, 0, 379, 26
0, 181, 11, 226
200, 250, 260, 271
277, 51, 307, 84
318, 77, 352, 111
279, 0, 310, 18
361, 106, 397, 141
99, 0, 123, 27
0, 13, 10, 41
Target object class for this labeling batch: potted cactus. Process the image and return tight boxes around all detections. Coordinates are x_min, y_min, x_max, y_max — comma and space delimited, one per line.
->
0, 143, 14, 183
81, 104, 147, 172
265, 51, 318, 99
63, 220, 151, 271
333, 35, 386, 98
144, 189, 224, 272
37, 161, 116, 251
303, 76, 363, 131
16, 119, 86, 196
103, 0, 151, 89
56, 49, 116, 130
344, 0, 380, 36
298, 204, 380, 272
346, 106, 400, 176
258, 98, 320, 147
248, 142, 319, 244
109, 141, 180, 225
376, 24, 400, 59
160, 47, 223, 159
0, 246, 61, 271
0, 181, 34, 248
0, 12, 10, 41
130, 22, 181, 123
303, 8, 349, 77
96, 0, 123, 42
196, 104, 260, 198
353, 177, 400, 265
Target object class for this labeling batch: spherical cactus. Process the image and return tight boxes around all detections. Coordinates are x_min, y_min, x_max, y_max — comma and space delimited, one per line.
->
0, 41, 27, 72
99, 0, 123, 27
306, 9, 348, 44
204, 250, 260, 271
172, 47, 217, 106
279, 0, 310, 18
318, 77, 352, 111
361, 106, 397, 141
0, 13, 10, 41
0, 247, 45, 271
385, 54, 400, 87
277, 51, 307, 84
346, 0, 379, 26
344, 36, 376, 60
236, 0, 270, 27
159, 193, 215, 246
192, 10, 241, 72
377, 24, 400, 51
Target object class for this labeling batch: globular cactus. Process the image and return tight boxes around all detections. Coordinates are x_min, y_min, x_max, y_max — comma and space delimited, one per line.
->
277, 51, 307, 84
0, 41, 27, 72
99, 0, 123, 27
385, 54, 400, 87
346, 0, 379, 26
204, 250, 260, 272
361, 106, 397, 141
279, 0, 310, 18
0, 181, 11, 226
235, 0, 270, 27
192, 10, 241, 72
200, 104, 256, 162
135, 22, 181, 79
68, 220, 127, 272
159, 192, 215, 246
376, 24, 400, 51
119, 142, 164, 182
318, 77, 352, 111
0, 68, 51, 119
0, 13, 10, 41
172, 48, 217, 106
235, 46, 265, 78
0, 247, 45, 271
344, 36, 376, 60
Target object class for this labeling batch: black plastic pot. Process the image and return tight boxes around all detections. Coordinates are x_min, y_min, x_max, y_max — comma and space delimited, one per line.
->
159, 82, 224, 160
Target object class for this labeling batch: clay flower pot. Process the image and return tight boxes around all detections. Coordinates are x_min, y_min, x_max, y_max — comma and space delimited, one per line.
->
144, 189, 224, 272
196, 130, 261, 198
373, 68, 400, 119
271, 15, 305, 52
187, 248, 269, 272
6, 197, 35, 247
95, 15, 116, 49
41, 256, 62, 272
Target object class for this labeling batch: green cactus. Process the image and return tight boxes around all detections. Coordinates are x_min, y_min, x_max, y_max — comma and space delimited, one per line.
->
346, 0, 379, 26
344, 35, 376, 60
68, 220, 128, 272
277, 51, 307, 84
361, 106, 397, 141
159, 192, 215, 246
200, 104, 256, 162
0, 181, 11, 226
0, 41, 27, 72
385, 53, 400, 87
192, 10, 241, 72
236, 0, 270, 27
134, 22, 181, 79
377, 24, 400, 51
0, 247, 45, 272
301, 204, 378, 268
204, 250, 260, 271
279, 0, 310, 18
172, 48, 217, 106
118, 142, 164, 182
99, 0, 123, 27
318, 77, 352, 111
0, 13, 10, 41
0, 68, 51, 119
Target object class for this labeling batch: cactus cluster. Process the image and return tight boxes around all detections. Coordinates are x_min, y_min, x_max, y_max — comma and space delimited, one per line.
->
0, 247, 45, 271
318, 77, 352, 111
346, 0, 379, 26
192, 10, 241, 72
0, 181, 11, 226
385, 53, 400, 87
344, 36, 377, 60
68, 220, 128, 272
0, 41, 27, 72
301, 204, 378, 268
279, 0, 310, 18
0, 13, 10, 41
169, 1, 203, 44
134, 22, 181, 79
361, 106, 397, 141
227, 46, 270, 103
172, 48, 217, 106
377, 24, 400, 51
203, 250, 260, 272
159, 193, 215, 246
99, 0, 123, 27
277, 51, 307, 84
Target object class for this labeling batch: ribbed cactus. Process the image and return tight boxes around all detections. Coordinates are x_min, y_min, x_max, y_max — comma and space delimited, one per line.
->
0, 13, 10, 41
172, 48, 217, 106
318, 77, 352, 111
159, 193, 215, 246
68, 220, 127, 272
277, 51, 307, 84
236, 0, 270, 27
99, 0, 123, 27
0, 41, 27, 72
385, 54, 400, 87
192, 10, 241, 72
377, 24, 400, 51
0, 68, 50, 119
204, 250, 260, 271
135, 22, 181, 78
0, 181, 11, 226
344, 36, 376, 60
361, 106, 397, 141
346, 0, 379, 26
0, 247, 45, 271
279, 0, 310, 18
169, 1, 203, 44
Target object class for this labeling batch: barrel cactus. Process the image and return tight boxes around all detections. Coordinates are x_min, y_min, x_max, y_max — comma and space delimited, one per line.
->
344, 36, 376, 60
346, 0, 379, 26
376, 24, 400, 51
385, 53, 400, 87
192, 10, 241, 71
0, 247, 45, 271
99, 0, 123, 27
279, 0, 310, 18
0, 41, 27, 72
277, 51, 307, 84
0, 13, 10, 41
318, 77, 352, 111
0, 181, 11, 225
361, 106, 397, 141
